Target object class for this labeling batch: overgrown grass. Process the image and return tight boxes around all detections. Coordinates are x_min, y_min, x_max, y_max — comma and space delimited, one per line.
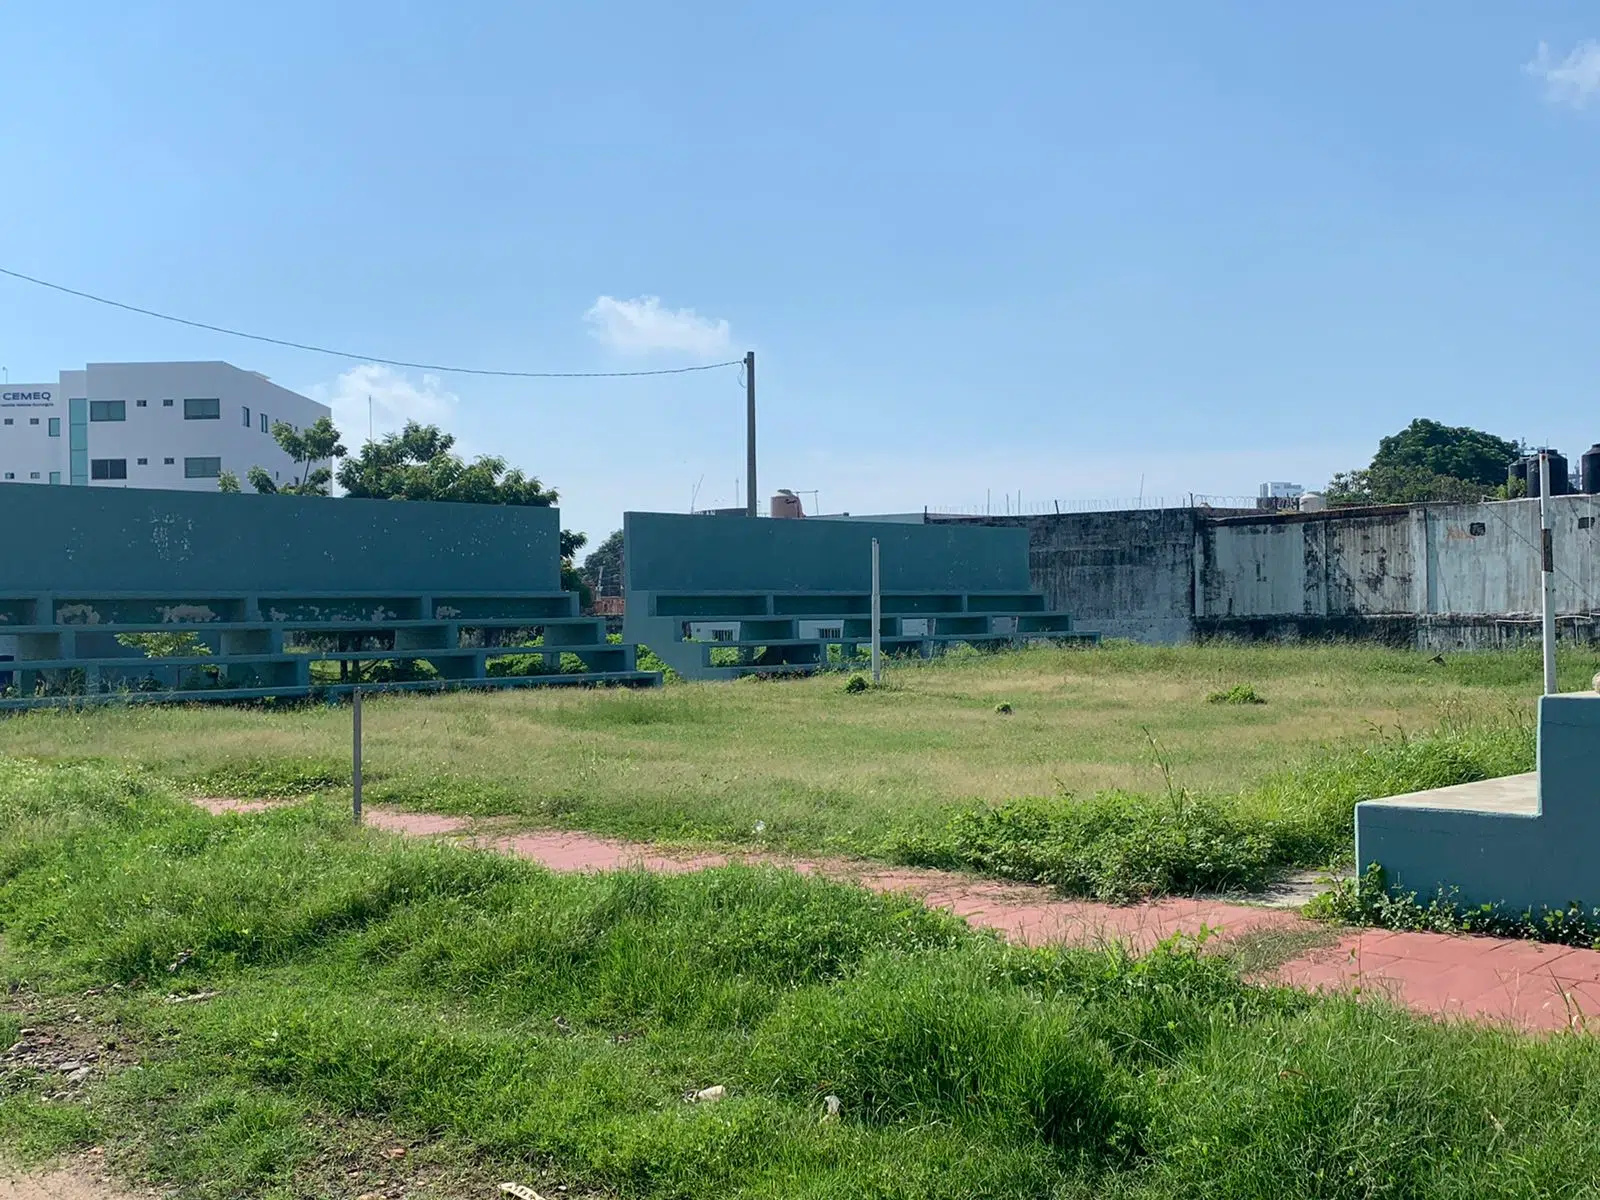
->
1, 759, 1599, 1198
0, 643, 1583, 900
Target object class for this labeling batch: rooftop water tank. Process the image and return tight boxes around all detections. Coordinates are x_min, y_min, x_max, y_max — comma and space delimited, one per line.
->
1527, 451, 1571, 498
1583, 444, 1600, 495
770, 490, 805, 519
1508, 456, 1529, 494
1298, 492, 1327, 513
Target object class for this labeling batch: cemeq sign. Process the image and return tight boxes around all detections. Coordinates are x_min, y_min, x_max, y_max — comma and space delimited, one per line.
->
0, 384, 56, 408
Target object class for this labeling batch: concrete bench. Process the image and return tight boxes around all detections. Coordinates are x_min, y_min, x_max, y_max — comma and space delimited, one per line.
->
1354, 693, 1598, 913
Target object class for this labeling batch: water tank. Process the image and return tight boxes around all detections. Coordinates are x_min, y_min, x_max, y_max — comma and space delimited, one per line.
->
1298, 492, 1327, 513
1583, 444, 1600, 495
770, 490, 805, 519
1528, 451, 1571, 498
1507, 456, 1528, 493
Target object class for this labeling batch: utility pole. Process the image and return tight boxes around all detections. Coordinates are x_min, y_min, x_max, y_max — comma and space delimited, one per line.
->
1539, 451, 1557, 695
745, 351, 757, 517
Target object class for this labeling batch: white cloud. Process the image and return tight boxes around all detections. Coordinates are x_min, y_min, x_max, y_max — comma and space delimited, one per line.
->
307, 363, 461, 449
584, 295, 732, 356
1526, 40, 1600, 109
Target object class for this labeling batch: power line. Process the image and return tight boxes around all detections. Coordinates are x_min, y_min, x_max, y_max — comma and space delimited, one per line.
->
0, 265, 742, 379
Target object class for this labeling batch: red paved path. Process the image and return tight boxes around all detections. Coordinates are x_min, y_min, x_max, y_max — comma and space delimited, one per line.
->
202, 800, 1598, 1034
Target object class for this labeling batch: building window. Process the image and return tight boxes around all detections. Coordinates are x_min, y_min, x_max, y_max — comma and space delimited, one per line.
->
90, 458, 128, 481
817, 626, 843, 639
242, 405, 251, 427
48, 472, 60, 485
136, 399, 148, 408
260, 412, 269, 433
184, 456, 222, 479
47, 417, 60, 437
3, 473, 12, 480
1468, 522, 1487, 537
183, 398, 221, 420
89, 400, 127, 422
28, 417, 38, 425
163, 457, 175, 465
28, 472, 38, 480
2, 419, 11, 426
136, 457, 148, 466
162, 398, 174, 407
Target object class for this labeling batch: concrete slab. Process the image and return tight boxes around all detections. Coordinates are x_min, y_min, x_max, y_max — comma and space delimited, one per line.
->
1368, 772, 1538, 815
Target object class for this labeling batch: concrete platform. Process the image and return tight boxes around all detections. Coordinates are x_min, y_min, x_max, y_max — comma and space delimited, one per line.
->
1355, 695, 1599, 914
1368, 772, 1538, 815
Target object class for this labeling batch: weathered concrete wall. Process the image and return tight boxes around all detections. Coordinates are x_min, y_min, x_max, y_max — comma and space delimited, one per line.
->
1199, 497, 1600, 648
929, 510, 1205, 643
931, 497, 1599, 648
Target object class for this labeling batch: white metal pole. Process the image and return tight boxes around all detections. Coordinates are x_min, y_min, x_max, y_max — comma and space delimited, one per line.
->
870, 538, 882, 684
352, 686, 364, 823
1539, 452, 1557, 696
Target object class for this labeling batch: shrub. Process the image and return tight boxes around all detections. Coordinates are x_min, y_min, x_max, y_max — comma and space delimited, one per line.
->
1207, 684, 1264, 705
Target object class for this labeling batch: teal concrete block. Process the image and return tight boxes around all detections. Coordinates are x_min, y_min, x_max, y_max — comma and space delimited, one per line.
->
1354, 694, 1600, 912
0, 481, 561, 593
625, 512, 1031, 594
622, 511, 1098, 681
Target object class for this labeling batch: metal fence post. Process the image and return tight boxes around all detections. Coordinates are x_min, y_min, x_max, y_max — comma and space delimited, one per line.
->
870, 538, 882, 685
352, 686, 363, 823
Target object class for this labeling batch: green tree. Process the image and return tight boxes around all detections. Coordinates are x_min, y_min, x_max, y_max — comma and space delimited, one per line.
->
216, 470, 241, 494
337, 422, 556, 506
247, 416, 347, 497
580, 529, 624, 597
115, 631, 209, 658
1325, 419, 1522, 506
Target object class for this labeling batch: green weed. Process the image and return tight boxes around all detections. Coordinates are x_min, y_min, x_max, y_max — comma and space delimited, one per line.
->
2, 760, 1599, 1198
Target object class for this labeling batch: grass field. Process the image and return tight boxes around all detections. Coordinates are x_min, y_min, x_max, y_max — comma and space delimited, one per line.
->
0, 641, 1586, 898
1, 759, 1598, 1200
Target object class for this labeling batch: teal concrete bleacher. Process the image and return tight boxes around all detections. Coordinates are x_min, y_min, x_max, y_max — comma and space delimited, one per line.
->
0, 483, 658, 706
1354, 693, 1600, 914
622, 511, 1097, 681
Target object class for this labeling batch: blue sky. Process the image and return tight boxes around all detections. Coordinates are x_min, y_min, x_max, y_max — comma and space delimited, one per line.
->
4, 3, 1600, 543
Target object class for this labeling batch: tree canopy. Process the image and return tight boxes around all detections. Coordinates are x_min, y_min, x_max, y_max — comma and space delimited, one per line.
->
337, 422, 557, 508
580, 529, 623, 597
1326, 419, 1522, 506
247, 417, 347, 497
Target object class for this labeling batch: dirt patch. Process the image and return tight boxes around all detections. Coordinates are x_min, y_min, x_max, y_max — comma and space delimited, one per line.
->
2, 994, 138, 1102
191, 797, 276, 815
0, 1160, 155, 1200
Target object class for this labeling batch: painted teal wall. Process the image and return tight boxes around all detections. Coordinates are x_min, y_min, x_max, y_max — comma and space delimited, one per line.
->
624, 512, 1032, 594
1355, 694, 1600, 913
0, 482, 562, 593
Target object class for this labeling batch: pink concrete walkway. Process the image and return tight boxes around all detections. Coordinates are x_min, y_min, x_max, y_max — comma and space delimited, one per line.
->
200, 799, 1599, 1033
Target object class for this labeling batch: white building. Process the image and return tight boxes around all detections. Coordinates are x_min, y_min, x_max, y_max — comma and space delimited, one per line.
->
0, 362, 331, 490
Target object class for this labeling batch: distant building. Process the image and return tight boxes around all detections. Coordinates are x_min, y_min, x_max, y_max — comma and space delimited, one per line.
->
0, 361, 330, 490
1259, 481, 1305, 500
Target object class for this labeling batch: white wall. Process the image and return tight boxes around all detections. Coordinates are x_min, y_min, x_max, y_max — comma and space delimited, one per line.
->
0, 362, 330, 492
0, 382, 64, 484
81, 362, 329, 491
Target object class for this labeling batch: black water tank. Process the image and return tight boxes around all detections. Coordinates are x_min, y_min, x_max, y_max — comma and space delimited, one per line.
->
1528, 450, 1571, 498
1508, 456, 1529, 493
1583, 444, 1600, 494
